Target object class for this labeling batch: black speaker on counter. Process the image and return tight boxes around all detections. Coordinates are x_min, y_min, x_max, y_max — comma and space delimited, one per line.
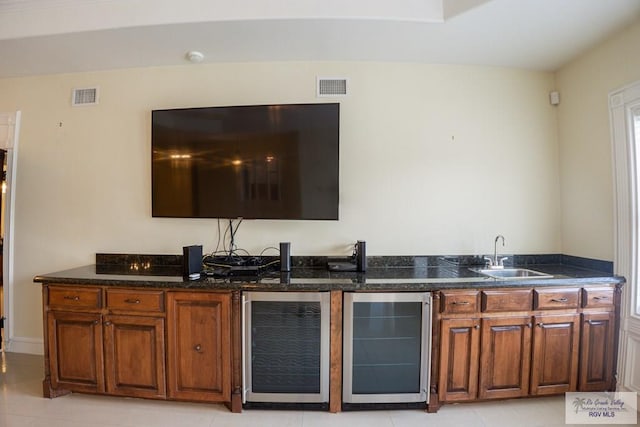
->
183, 245, 203, 278
356, 240, 367, 272
280, 242, 291, 272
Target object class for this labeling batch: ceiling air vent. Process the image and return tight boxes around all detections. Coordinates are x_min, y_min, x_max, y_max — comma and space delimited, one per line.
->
317, 78, 348, 97
72, 87, 99, 106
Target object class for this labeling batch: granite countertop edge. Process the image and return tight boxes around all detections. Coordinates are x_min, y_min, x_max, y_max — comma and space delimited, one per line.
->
33, 264, 625, 292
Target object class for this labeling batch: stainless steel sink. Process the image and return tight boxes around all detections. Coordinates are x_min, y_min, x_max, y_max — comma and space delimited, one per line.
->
474, 268, 553, 280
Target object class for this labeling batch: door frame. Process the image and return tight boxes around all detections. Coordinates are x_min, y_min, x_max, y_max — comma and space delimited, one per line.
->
0, 111, 21, 351
609, 82, 640, 393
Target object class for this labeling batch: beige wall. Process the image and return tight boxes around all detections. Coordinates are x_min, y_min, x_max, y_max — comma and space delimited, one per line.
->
556, 19, 640, 261
0, 62, 559, 341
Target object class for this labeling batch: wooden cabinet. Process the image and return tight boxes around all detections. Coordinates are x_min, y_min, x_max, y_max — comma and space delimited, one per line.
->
47, 310, 104, 393
41, 278, 619, 414
530, 313, 580, 395
477, 289, 534, 400
436, 284, 618, 406
579, 312, 615, 391
439, 317, 480, 402
533, 288, 580, 310
48, 286, 102, 310
166, 292, 231, 402
478, 316, 531, 399
528, 288, 582, 395
103, 288, 166, 398
42, 284, 236, 410
579, 286, 617, 392
481, 289, 532, 312
106, 289, 164, 313
45, 286, 166, 399
440, 290, 479, 314
103, 314, 165, 398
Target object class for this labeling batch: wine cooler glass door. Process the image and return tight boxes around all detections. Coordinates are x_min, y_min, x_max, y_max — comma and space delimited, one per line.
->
243, 292, 330, 403
343, 292, 431, 403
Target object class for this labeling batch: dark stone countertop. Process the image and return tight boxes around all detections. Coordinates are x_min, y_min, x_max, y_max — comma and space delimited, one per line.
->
33, 262, 625, 292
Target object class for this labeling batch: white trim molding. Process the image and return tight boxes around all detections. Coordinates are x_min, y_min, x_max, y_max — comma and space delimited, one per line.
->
5, 337, 44, 355
610, 81, 640, 393
1, 111, 20, 361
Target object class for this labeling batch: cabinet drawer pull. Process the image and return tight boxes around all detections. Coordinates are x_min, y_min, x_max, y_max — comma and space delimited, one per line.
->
592, 296, 609, 301
63, 296, 80, 301
194, 344, 202, 352
550, 297, 568, 303
587, 320, 604, 326
537, 322, 544, 327
452, 301, 470, 305
124, 299, 141, 304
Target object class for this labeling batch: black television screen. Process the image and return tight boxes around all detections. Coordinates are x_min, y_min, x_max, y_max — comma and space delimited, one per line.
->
151, 103, 339, 220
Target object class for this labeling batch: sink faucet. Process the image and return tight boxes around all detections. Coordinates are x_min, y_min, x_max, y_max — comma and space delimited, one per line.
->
485, 235, 508, 269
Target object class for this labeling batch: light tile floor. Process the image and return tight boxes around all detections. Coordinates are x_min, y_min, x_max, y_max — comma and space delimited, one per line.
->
0, 352, 637, 427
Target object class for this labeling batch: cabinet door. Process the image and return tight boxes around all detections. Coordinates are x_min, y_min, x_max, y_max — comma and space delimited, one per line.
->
166, 292, 231, 402
479, 316, 532, 400
47, 311, 104, 393
103, 315, 166, 398
531, 313, 580, 395
579, 312, 615, 391
438, 318, 480, 402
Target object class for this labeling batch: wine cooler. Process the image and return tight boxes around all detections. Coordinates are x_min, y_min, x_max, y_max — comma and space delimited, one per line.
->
243, 292, 330, 403
343, 292, 432, 404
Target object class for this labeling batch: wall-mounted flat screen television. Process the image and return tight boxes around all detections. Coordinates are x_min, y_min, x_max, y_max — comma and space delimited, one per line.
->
151, 103, 339, 220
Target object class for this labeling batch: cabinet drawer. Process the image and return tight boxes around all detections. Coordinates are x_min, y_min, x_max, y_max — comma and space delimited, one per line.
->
106, 289, 164, 313
533, 288, 580, 310
481, 289, 532, 312
582, 287, 614, 308
49, 286, 102, 310
440, 291, 479, 314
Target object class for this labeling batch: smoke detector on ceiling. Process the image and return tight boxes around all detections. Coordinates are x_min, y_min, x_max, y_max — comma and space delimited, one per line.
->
186, 51, 205, 63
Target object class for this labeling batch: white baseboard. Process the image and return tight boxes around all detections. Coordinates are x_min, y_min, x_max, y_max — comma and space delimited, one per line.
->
5, 337, 44, 355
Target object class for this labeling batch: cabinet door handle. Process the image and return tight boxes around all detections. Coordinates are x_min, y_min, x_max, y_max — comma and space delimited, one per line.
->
537, 322, 544, 327
452, 301, 470, 305
104, 321, 112, 326
474, 324, 480, 330
124, 299, 141, 304
527, 322, 532, 328
550, 297, 568, 303
93, 320, 99, 325
63, 296, 80, 301
194, 344, 202, 352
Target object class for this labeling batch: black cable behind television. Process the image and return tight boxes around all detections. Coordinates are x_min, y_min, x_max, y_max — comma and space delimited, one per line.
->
151, 103, 339, 220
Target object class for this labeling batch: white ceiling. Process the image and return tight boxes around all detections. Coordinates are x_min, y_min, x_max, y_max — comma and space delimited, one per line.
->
0, 0, 639, 78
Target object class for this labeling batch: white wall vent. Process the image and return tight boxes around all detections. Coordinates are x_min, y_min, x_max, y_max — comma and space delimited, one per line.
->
317, 78, 348, 97
72, 87, 99, 106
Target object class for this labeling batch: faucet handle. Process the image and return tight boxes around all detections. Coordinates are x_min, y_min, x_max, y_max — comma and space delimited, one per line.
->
498, 256, 509, 267
483, 256, 494, 267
